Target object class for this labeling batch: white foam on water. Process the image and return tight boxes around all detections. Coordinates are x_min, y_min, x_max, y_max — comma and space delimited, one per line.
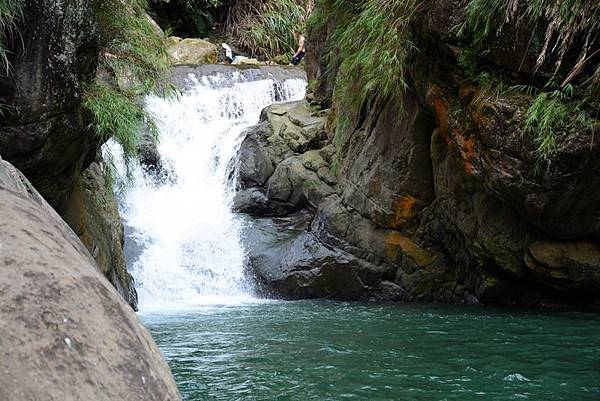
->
115, 71, 306, 312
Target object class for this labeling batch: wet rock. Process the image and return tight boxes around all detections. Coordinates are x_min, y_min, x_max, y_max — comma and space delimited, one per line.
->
0, 158, 180, 401
166, 37, 218, 65
62, 161, 138, 309
0, 0, 101, 209
247, 225, 394, 300
136, 131, 163, 173
236, 101, 332, 215
526, 240, 600, 291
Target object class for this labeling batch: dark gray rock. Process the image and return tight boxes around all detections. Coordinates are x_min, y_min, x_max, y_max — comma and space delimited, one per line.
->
0, 0, 101, 209
62, 161, 138, 310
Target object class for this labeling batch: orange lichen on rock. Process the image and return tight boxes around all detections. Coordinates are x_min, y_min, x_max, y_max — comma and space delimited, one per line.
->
455, 132, 477, 175
385, 231, 437, 267
427, 85, 453, 147
390, 195, 418, 228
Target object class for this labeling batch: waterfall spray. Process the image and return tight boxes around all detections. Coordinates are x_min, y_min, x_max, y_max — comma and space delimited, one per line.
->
117, 68, 306, 311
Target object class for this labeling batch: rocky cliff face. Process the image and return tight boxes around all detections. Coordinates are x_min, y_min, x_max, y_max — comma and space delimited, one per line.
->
0, 0, 137, 306
0, 157, 180, 401
236, 0, 600, 307
62, 160, 138, 309
0, 0, 101, 209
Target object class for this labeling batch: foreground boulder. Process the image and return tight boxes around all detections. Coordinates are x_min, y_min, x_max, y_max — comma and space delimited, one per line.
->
0, 159, 180, 401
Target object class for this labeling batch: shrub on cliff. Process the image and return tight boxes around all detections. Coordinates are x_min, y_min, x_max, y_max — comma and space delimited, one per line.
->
459, 0, 599, 168
84, 0, 177, 188
224, 0, 313, 60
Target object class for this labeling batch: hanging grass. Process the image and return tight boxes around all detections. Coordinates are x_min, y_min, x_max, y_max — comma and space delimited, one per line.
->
86, 0, 177, 188
0, 0, 23, 74
0, 0, 23, 116
320, 0, 421, 160
521, 84, 594, 171
459, 0, 600, 87
458, 0, 599, 169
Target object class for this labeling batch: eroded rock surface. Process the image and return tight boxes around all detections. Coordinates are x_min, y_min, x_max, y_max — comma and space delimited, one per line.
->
237, 0, 600, 307
0, 158, 180, 401
0, 0, 101, 209
62, 161, 138, 309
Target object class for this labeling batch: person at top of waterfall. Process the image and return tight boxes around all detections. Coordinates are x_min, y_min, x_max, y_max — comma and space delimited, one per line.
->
290, 32, 306, 65
222, 43, 235, 64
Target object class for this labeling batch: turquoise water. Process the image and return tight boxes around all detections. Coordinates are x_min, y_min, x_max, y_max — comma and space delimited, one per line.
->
142, 301, 600, 400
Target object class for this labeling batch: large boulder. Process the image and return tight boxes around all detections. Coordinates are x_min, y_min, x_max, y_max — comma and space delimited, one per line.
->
166, 37, 218, 65
236, 101, 407, 301
0, 0, 101, 209
0, 158, 181, 401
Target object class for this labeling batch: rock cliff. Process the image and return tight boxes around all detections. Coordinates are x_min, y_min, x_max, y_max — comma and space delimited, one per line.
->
236, 0, 600, 307
0, 0, 137, 306
0, 0, 100, 209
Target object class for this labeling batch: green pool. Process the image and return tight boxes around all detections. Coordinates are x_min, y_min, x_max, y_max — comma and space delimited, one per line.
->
142, 301, 600, 400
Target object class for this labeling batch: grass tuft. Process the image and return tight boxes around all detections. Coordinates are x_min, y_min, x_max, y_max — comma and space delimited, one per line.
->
459, 0, 600, 86
224, 0, 312, 60
521, 85, 594, 172
314, 0, 420, 161
0, 0, 23, 74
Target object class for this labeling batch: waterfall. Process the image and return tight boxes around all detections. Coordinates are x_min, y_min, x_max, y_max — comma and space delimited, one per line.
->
117, 67, 306, 311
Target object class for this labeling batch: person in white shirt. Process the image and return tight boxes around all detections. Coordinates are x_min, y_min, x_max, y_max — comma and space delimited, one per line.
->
222, 43, 235, 63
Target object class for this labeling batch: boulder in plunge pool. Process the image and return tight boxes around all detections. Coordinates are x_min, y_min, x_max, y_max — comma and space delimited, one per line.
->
0, 159, 180, 401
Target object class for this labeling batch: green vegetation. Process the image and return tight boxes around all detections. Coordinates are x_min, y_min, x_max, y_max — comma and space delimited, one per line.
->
305, 0, 420, 161
0, 0, 22, 74
522, 84, 594, 170
149, 0, 224, 38
0, 0, 23, 116
460, 0, 600, 83
224, 0, 311, 59
459, 0, 599, 170
85, 0, 176, 188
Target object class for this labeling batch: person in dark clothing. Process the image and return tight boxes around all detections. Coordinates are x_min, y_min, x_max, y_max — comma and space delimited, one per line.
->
290, 33, 306, 65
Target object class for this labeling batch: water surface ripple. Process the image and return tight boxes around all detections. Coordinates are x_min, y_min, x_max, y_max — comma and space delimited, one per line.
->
142, 301, 600, 400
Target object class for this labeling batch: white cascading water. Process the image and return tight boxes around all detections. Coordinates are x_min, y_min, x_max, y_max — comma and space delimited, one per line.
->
117, 70, 306, 311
